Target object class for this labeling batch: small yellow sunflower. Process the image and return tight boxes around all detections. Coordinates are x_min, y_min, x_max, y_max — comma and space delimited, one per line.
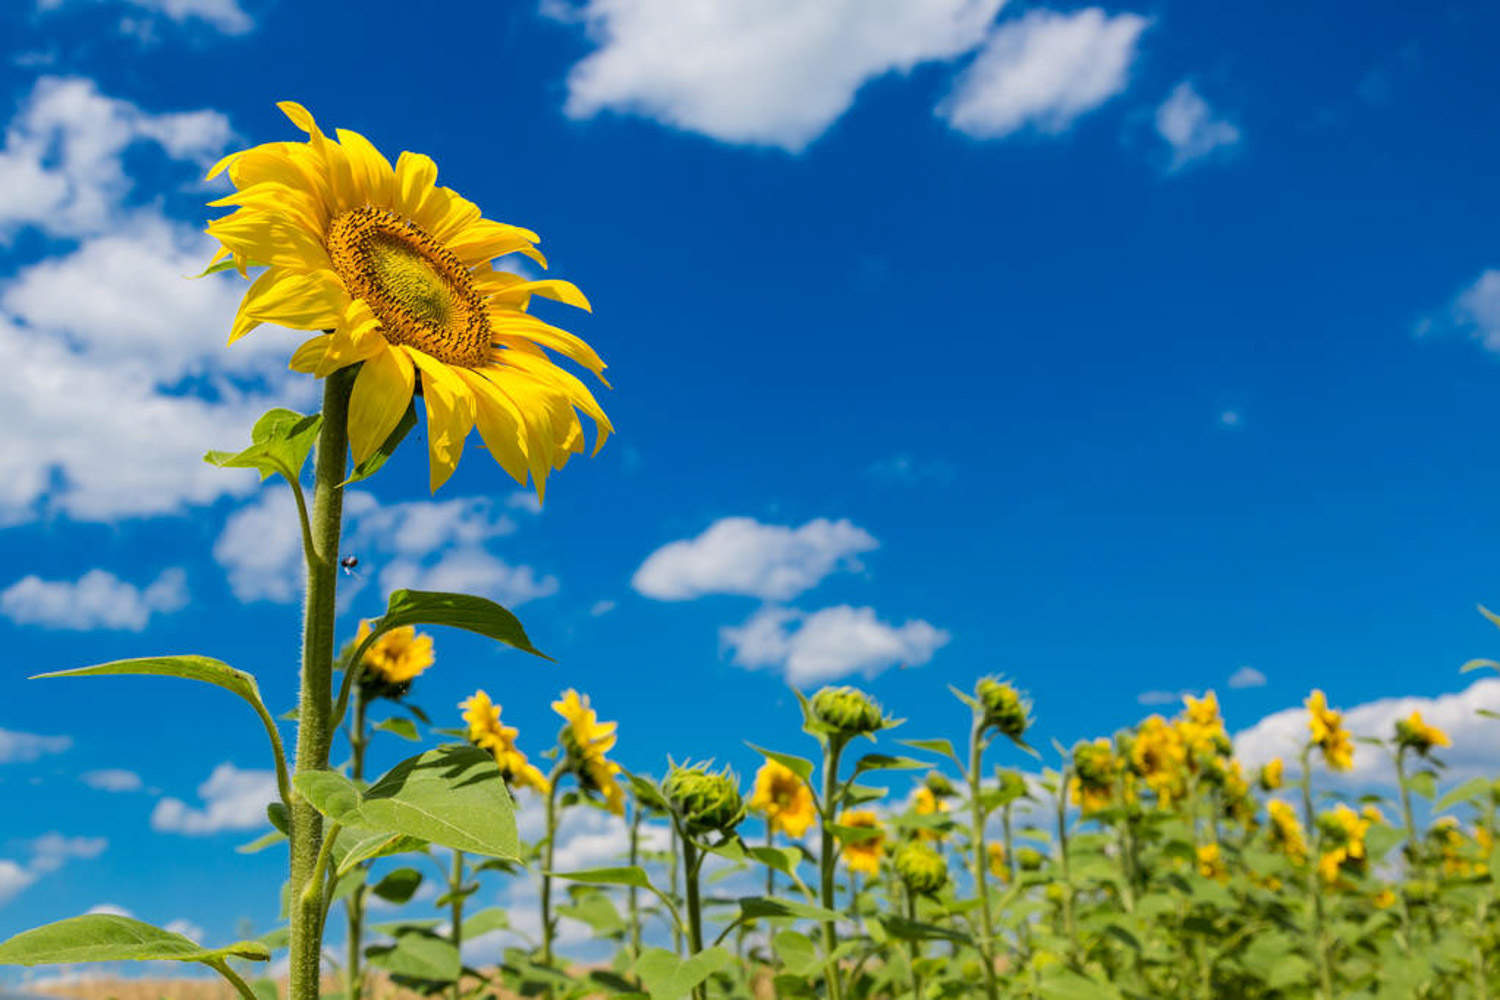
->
552, 688, 624, 815
1130, 714, 1187, 807
748, 760, 816, 839
986, 841, 1009, 883
460, 689, 549, 796
1196, 843, 1228, 882
1305, 690, 1354, 772
1394, 710, 1451, 756
1069, 738, 1118, 816
205, 102, 611, 496
1257, 757, 1284, 792
839, 810, 885, 876
353, 620, 434, 685
1266, 799, 1308, 863
1316, 804, 1371, 884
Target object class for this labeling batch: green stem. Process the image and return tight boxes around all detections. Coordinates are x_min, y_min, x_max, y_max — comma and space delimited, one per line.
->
345, 688, 369, 1000
629, 797, 643, 966
669, 821, 684, 955
207, 958, 263, 1000
288, 369, 354, 1000
541, 763, 563, 974
1057, 766, 1079, 968
1393, 747, 1420, 951
451, 849, 465, 1000
819, 738, 846, 1000
1299, 745, 1335, 1000
967, 722, 999, 1000
906, 889, 923, 1000
682, 832, 706, 1000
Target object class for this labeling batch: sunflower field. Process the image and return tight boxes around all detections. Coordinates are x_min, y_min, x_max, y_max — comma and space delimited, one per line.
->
1, 101, 1499, 1000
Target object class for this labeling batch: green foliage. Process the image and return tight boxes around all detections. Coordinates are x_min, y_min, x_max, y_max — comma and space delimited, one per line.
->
0, 915, 269, 966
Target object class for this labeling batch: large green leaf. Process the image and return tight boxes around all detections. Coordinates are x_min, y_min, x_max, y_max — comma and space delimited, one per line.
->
634, 946, 732, 1000
365, 931, 459, 983
745, 744, 815, 786
371, 868, 424, 904
0, 914, 269, 966
772, 930, 822, 976
373, 590, 550, 660
205, 408, 322, 484
736, 897, 841, 923
549, 866, 655, 890
295, 746, 518, 859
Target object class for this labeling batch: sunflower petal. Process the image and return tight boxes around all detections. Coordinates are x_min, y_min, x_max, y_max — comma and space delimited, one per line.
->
456, 368, 532, 486
336, 128, 395, 208
393, 151, 439, 221
236, 268, 346, 336
348, 343, 416, 464
403, 348, 477, 492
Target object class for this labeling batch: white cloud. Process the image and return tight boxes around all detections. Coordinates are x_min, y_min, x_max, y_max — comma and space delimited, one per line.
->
0, 567, 187, 630
151, 762, 278, 835
81, 769, 144, 792
1136, 689, 1190, 706
0, 76, 231, 240
589, 599, 616, 616
38, 0, 253, 35
1154, 80, 1241, 171
865, 454, 956, 487
0, 861, 35, 908
85, 903, 133, 917
1227, 665, 1266, 689
938, 8, 1148, 139
0, 832, 107, 909
215, 490, 554, 608
553, 0, 1005, 151
164, 918, 205, 942
1234, 678, 1500, 786
0, 728, 72, 763
633, 517, 877, 602
721, 604, 949, 685
1218, 409, 1242, 428
1432, 269, 1500, 352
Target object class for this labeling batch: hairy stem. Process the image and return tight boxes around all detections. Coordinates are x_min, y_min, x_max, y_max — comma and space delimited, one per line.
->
682, 832, 706, 1000
968, 721, 999, 1000
288, 369, 353, 1000
345, 687, 369, 1000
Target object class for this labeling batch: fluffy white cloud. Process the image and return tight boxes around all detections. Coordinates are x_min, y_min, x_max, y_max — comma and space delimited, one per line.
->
0, 727, 72, 763
163, 918, 206, 941
721, 604, 949, 684
0, 76, 231, 240
215, 490, 554, 608
1431, 269, 1500, 352
1234, 678, 1500, 785
938, 8, 1148, 139
0, 567, 187, 630
589, 599, 616, 616
37, 0, 253, 35
0, 861, 34, 908
1154, 81, 1241, 171
633, 517, 877, 602
1227, 665, 1266, 689
151, 763, 278, 835
81, 769, 144, 792
1136, 689, 1190, 706
0, 832, 108, 909
552, 0, 1005, 151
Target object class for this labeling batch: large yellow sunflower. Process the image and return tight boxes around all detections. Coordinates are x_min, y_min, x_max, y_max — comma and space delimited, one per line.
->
748, 759, 816, 839
353, 619, 434, 685
205, 102, 611, 496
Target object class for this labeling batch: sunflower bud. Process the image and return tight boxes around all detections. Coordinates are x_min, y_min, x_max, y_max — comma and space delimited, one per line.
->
975, 677, 1029, 739
663, 763, 744, 836
1016, 846, 1046, 871
996, 769, 1029, 804
811, 686, 885, 739
923, 771, 957, 800
893, 841, 948, 896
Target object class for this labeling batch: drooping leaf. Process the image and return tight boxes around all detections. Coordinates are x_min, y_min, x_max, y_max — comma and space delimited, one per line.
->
0, 915, 269, 966
373, 590, 549, 660
772, 930, 822, 977
736, 897, 841, 924
850, 753, 926, 778
633, 946, 733, 1000
549, 866, 655, 891
557, 893, 626, 936
371, 868, 424, 904
461, 907, 509, 938
899, 738, 962, 766
744, 744, 815, 786
236, 829, 287, 854
374, 717, 421, 742
1435, 776, 1494, 813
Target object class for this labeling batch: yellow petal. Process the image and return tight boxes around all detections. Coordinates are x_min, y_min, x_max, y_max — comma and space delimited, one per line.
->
403, 348, 477, 492
289, 333, 334, 373
277, 101, 321, 136
335, 128, 395, 208
314, 299, 387, 377
446, 219, 541, 267
456, 368, 532, 486
236, 268, 346, 337
347, 342, 416, 464
393, 151, 439, 222
491, 313, 608, 379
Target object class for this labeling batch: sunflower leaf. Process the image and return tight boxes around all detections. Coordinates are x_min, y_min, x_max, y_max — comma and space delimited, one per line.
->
344, 400, 417, 486
374, 590, 550, 661
633, 946, 733, 1000
0, 914, 269, 966
205, 408, 322, 485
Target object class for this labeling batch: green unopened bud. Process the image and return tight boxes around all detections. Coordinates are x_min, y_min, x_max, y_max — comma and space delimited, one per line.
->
1015, 846, 1046, 871
811, 686, 885, 739
923, 771, 957, 799
893, 842, 948, 895
996, 769, 1028, 804
975, 677, 1029, 739
663, 763, 744, 835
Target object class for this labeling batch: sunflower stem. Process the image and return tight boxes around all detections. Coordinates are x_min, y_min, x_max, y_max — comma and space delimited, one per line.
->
541, 761, 564, 982
288, 368, 354, 1000
818, 737, 846, 1000
628, 794, 643, 970
967, 721, 1000, 1000
1299, 744, 1336, 1000
345, 686, 369, 1000
451, 848, 465, 1000
681, 831, 707, 1000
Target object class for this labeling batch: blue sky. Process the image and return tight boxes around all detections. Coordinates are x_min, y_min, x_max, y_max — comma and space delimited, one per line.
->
1, 0, 1500, 966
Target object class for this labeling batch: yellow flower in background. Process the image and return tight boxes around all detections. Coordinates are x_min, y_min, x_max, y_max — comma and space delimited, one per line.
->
552, 689, 624, 815
353, 620, 434, 685
1317, 804, 1371, 884
205, 103, 611, 496
460, 689, 549, 795
748, 760, 816, 839
1305, 690, 1355, 772
987, 842, 1009, 883
1267, 799, 1308, 863
1196, 843, 1228, 882
1069, 738, 1118, 816
840, 810, 885, 875
1258, 758, 1284, 792
1177, 691, 1227, 757
1130, 715, 1187, 807
1361, 803, 1387, 826
1395, 711, 1451, 757
1373, 888, 1397, 909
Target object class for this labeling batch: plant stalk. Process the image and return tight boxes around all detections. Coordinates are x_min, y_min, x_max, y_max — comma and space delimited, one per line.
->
451, 849, 465, 1000
345, 686, 369, 1000
288, 369, 354, 1000
819, 738, 846, 1000
968, 722, 1000, 1000
682, 833, 706, 1000
1299, 745, 1336, 1000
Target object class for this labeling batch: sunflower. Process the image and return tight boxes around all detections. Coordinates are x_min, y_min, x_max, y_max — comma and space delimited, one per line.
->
460, 689, 549, 795
1069, 738, 1118, 816
1196, 843, 1228, 882
352, 620, 433, 698
839, 810, 885, 876
1394, 710, 1451, 757
552, 689, 624, 815
205, 102, 611, 496
1266, 799, 1308, 863
1130, 714, 1187, 807
1257, 757, 1284, 792
1305, 690, 1355, 772
748, 760, 816, 839
1316, 804, 1371, 884
986, 841, 1010, 883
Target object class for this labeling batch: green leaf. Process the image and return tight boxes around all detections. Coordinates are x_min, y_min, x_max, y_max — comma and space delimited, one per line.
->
344, 402, 417, 486
205, 408, 322, 484
634, 946, 733, 1000
898, 738, 962, 766
0, 915, 270, 966
549, 866, 654, 890
1406, 769, 1438, 800
850, 753, 925, 778
371, 868, 424, 904
295, 746, 518, 859
746, 845, 804, 877
737, 897, 841, 924
772, 930, 822, 976
1435, 776, 1493, 813
461, 907, 509, 938
374, 717, 420, 742
828, 823, 882, 845
365, 931, 459, 983
557, 894, 626, 936
236, 829, 287, 854
744, 744, 815, 786
374, 590, 550, 661
334, 830, 426, 877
